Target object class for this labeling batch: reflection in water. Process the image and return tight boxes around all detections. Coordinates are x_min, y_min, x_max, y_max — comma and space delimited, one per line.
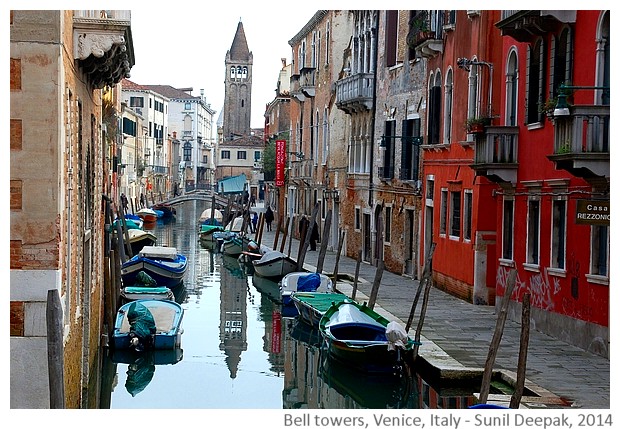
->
98, 201, 479, 409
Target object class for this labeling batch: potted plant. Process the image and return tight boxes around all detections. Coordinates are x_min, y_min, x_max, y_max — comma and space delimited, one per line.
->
539, 98, 558, 118
465, 116, 491, 134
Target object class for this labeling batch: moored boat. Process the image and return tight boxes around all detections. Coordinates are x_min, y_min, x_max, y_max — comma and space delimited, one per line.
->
136, 207, 158, 223
280, 271, 333, 306
290, 291, 349, 328
127, 228, 157, 255
252, 250, 298, 280
121, 286, 175, 302
319, 299, 418, 374
112, 299, 184, 350
121, 246, 187, 288
151, 203, 176, 219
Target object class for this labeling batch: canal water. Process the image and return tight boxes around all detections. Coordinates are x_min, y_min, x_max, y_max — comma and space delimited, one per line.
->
102, 200, 479, 409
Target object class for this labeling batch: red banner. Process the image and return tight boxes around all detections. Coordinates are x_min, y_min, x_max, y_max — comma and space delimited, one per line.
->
271, 311, 281, 353
275, 140, 286, 187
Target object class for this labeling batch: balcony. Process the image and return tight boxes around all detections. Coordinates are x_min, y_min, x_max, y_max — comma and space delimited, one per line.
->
335, 73, 374, 114
73, 10, 134, 88
547, 105, 609, 183
289, 159, 314, 182
290, 74, 305, 102
299, 66, 316, 98
470, 126, 519, 184
496, 11, 576, 42
407, 11, 443, 59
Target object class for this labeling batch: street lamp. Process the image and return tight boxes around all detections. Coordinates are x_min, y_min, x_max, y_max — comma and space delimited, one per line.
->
553, 84, 610, 116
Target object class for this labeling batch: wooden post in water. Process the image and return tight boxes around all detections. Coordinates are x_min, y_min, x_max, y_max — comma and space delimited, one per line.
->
510, 292, 531, 409
256, 212, 265, 244
296, 202, 319, 271
279, 216, 290, 253
273, 212, 284, 250
331, 230, 346, 284
114, 219, 127, 263
406, 243, 436, 332
479, 268, 518, 404
367, 260, 384, 310
412, 242, 437, 360
315, 209, 332, 274
287, 216, 295, 257
46, 289, 65, 408
351, 249, 362, 300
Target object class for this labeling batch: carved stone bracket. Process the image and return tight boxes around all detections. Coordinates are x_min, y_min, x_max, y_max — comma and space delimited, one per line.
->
75, 32, 125, 60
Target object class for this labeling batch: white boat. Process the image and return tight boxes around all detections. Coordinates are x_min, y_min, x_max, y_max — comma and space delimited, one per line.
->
198, 208, 223, 225
252, 250, 297, 280
280, 271, 333, 306
127, 228, 157, 255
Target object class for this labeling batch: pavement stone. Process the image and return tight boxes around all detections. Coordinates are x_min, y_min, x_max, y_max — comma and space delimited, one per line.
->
247, 206, 610, 409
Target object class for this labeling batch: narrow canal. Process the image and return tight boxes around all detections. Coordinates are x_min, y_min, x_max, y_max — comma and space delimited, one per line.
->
102, 200, 478, 409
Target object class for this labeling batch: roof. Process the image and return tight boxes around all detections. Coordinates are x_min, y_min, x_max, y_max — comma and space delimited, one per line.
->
228, 21, 250, 61
143, 85, 199, 101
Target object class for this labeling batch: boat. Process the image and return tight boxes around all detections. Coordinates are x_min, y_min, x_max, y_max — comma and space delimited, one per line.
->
198, 208, 223, 225
221, 233, 257, 257
136, 207, 158, 223
252, 250, 298, 280
290, 291, 349, 328
121, 286, 175, 302
112, 217, 142, 231
151, 203, 176, 219
252, 275, 282, 303
280, 271, 333, 306
126, 228, 157, 255
111, 299, 184, 350
318, 299, 418, 374
121, 246, 187, 288
199, 224, 225, 248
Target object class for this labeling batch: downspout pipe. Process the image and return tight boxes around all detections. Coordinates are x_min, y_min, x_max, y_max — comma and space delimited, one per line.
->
368, 11, 379, 207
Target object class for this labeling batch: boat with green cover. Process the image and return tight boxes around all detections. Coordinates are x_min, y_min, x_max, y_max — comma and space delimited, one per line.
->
290, 291, 349, 328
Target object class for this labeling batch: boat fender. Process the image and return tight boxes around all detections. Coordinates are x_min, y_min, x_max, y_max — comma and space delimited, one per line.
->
386, 321, 408, 351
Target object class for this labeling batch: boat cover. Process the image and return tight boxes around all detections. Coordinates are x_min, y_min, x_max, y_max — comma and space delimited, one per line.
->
135, 271, 157, 287
385, 321, 408, 351
297, 273, 321, 292
127, 301, 157, 340
139, 246, 178, 259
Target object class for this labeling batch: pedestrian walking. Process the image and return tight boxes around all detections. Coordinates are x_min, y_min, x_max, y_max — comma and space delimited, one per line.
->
250, 194, 256, 207
264, 206, 274, 232
299, 215, 309, 244
120, 193, 128, 212
251, 212, 258, 233
309, 220, 319, 251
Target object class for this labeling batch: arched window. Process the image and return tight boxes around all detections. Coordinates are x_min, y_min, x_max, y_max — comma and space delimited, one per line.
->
428, 71, 442, 145
322, 107, 329, 164
443, 68, 453, 144
242, 66, 248, 79
230, 66, 235, 79
505, 49, 518, 126
183, 142, 192, 161
237, 66, 242, 78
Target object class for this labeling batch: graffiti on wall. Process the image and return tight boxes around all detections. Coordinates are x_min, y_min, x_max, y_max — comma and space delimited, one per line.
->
496, 264, 596, 321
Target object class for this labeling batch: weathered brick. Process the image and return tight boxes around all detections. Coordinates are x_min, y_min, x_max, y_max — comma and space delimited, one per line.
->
10, 119, 22, 151
10, 58, 21, 90
10, 179, 22, 209
10, 301, 25, 336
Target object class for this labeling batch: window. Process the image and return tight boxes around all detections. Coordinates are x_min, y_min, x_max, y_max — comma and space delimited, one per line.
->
463, 190, 472, 241
450, 190, 461, 238
385, 10, 398, 67
502, 199, 514, 260
183, 142, 192, 161
322, 108, 328, 165
526, 39, 545, 124
385, 206, 392, 243
355, 207, 361, 230
443, 69, 453, 144
325, 21, 330, 65
551, 198, 566, 270
203, 154, 208, 164
550, 28, 572, 98
428, 72, 442, 144
380, 120, 395, 179
505, 49, 519, 126
254, 151, 261, 161
184, 102, 192, 110
221, 150, 230, 159
400, 118, 421, 180
526, 199, 540, 265
590, 225, 609, 277
129, 96, 144, 108
237, 150, 247, 160
230, 66, 236, 79
439, 188, 448, 235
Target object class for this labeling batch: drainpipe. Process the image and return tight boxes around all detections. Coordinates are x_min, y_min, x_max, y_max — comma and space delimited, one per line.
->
368, 11, 379, 207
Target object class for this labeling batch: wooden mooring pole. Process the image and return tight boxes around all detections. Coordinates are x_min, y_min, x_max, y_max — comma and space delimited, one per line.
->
478, 268, 518, 404
351, 249, 362, 300
331, 230, 345, 284
406, 243, 436, 332
510, 292, 531, 409
46, 289, 65, 408
411, 242, 437, 360
315, 209, 332, 274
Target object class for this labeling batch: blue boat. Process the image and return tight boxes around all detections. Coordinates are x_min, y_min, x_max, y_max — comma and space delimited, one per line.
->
121, 246, 187, 288
112, 299, 184, 350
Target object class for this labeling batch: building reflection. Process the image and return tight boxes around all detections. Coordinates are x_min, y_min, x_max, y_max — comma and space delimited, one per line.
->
219, 254, 248, 379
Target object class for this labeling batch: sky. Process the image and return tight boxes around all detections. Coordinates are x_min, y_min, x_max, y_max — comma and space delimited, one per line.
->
128, 7, 318, 129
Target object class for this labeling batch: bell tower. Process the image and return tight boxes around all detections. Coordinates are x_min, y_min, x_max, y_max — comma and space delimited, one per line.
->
223, 20, 253, 140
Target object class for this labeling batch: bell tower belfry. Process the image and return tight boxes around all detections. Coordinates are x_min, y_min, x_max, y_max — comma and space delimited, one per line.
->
223, 20, 253, 140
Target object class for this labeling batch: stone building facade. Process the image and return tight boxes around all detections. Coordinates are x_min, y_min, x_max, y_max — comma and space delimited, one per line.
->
10, 10, 133, 408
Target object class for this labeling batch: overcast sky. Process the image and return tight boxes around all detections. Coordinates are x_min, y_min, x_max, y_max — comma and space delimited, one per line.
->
128, 7, 318, 129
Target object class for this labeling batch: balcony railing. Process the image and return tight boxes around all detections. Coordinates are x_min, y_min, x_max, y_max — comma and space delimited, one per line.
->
408, 10, 444, 58
300, 66, 316, 97
152, 166, 168, 175
289, 159, 314, 181
471, 126, 519, 184
547, 105, 610, 180
335, 73, 374, 114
